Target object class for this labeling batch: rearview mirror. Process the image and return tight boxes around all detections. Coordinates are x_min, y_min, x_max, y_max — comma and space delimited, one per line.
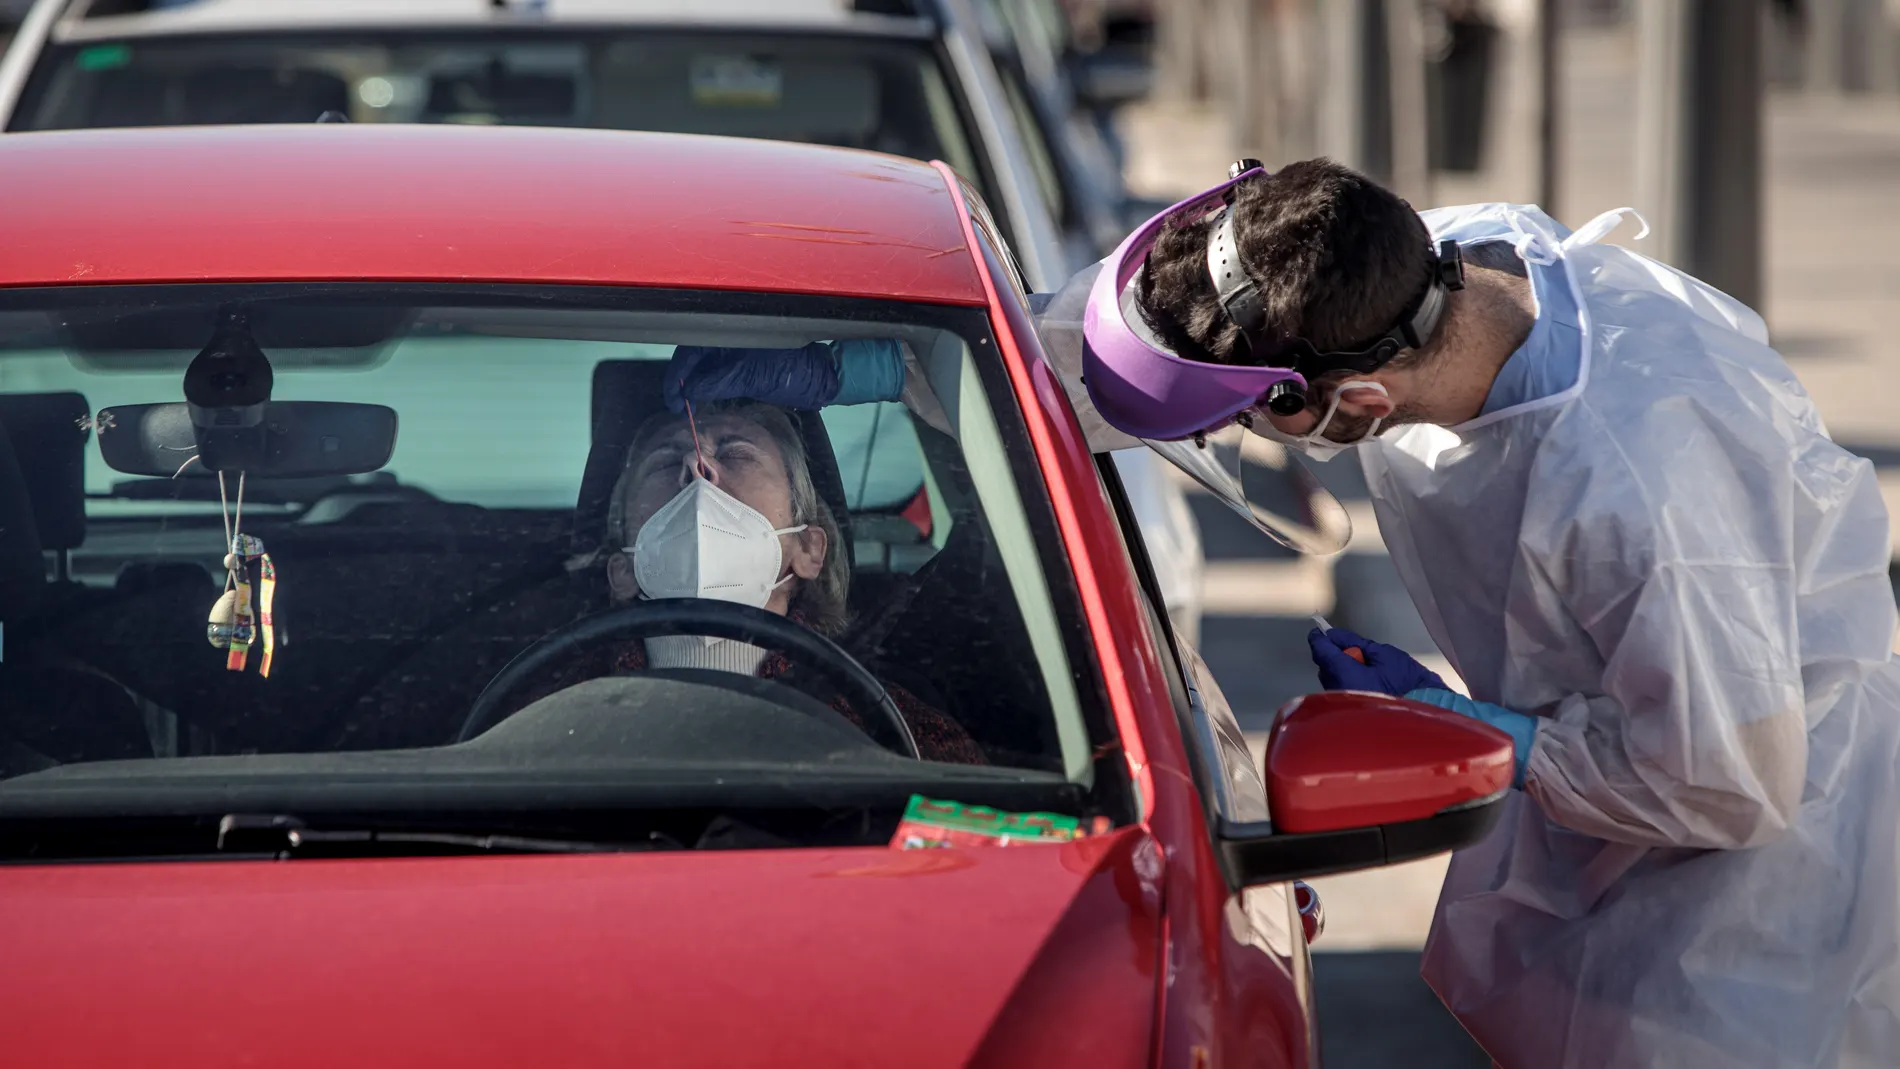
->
97, 401, 398, 479
1217, 691, 1514, 887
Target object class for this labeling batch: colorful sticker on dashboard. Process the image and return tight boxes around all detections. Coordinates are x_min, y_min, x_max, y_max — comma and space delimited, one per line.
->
890, 795, 1109, 849
76, 44, 133, 72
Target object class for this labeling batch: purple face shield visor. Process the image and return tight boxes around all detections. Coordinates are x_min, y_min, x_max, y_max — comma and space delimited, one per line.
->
1080, 167, 1307, 442
1075, 168, 1352, 556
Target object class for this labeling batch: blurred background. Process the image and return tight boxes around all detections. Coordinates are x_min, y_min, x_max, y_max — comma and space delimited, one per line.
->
4, 0, 1898, 1064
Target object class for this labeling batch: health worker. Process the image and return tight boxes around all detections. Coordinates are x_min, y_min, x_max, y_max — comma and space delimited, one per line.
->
1078, 157, 1900, 1068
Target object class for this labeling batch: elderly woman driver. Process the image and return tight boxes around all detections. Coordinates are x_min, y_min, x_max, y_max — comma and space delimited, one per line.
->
591, 400, 983, 765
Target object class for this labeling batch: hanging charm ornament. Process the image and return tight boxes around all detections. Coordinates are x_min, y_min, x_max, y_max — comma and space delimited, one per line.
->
206, 587, 240, 649
225, 533, 277, 677
205, 472, 280, 678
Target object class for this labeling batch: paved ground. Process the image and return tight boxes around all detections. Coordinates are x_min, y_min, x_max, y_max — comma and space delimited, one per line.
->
1121, 15, 1900, 1067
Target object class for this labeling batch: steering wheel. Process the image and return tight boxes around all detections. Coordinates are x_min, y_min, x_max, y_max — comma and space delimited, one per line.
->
458, 598, 918, 757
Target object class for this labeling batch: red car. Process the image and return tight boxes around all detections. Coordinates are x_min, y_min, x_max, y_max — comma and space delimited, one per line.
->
0, 124, 1510, 1068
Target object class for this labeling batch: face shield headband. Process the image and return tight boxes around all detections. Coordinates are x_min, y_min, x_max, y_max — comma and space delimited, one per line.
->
1080, 165, 1310, 442
1207, 175, 1467, 380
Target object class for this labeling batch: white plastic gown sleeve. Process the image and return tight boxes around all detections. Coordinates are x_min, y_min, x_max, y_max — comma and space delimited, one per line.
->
1515, 391, 1819, 848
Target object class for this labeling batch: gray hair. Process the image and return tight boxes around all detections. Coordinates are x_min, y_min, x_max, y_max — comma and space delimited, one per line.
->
606, 401, 850, 636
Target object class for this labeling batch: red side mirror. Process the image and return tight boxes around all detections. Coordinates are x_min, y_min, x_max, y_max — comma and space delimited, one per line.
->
1213, 691, 1515, 888
1267, 691, 1514, 834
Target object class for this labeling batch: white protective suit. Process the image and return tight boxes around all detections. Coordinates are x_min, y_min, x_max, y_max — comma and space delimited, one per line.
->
1363, 204, 1900, 1066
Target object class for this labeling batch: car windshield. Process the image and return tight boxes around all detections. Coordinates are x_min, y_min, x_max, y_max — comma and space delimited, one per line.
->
0, 283, 1110, 840
10, 27, 988, 198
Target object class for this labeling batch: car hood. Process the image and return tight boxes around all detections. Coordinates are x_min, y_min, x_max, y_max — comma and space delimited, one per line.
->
0, 829, 1161, 1069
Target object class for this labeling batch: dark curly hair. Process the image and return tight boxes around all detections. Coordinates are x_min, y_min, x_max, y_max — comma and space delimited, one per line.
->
1135, 158, 1436, 369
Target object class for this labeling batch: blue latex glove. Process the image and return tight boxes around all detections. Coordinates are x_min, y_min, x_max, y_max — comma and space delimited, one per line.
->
665, 339, 905, 412
1405, 688, 1539, 788
1307, 627, 1447, 696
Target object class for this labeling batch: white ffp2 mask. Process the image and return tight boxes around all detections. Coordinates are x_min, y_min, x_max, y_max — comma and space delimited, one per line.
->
1252, 380, 1388, 462
630, 477, 808, 608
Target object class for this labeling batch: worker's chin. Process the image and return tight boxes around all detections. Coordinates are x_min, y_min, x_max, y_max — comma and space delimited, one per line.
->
1329, 406, 1423, 444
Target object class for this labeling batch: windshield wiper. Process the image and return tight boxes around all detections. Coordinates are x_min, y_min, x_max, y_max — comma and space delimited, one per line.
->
216, 813, 674, 857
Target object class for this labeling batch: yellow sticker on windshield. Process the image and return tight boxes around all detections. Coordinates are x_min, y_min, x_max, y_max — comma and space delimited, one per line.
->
690, 55, 783, 107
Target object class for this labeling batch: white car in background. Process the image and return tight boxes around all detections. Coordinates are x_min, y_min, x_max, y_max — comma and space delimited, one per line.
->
0, 0, 1204, 642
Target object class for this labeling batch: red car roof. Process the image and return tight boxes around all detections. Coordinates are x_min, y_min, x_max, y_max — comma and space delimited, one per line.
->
0, 124, 987, 304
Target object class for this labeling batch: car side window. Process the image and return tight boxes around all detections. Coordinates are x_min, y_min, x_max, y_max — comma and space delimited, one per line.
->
1181, 643, 1272, 825
992, 63, 1070, 227
1095, 455, 1272, 828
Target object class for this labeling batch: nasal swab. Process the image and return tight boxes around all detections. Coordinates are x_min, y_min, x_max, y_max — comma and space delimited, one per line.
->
682, 394, 712, 479
1311, 614, 1367, 664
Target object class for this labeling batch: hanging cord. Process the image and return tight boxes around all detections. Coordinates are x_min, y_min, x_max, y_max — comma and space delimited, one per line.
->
214, 470, 274, 676
217, 470, 249, 581
218, 471, 237, 592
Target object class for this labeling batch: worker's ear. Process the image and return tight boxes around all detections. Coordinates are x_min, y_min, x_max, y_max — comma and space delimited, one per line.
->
1337, 383, 1396, 420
